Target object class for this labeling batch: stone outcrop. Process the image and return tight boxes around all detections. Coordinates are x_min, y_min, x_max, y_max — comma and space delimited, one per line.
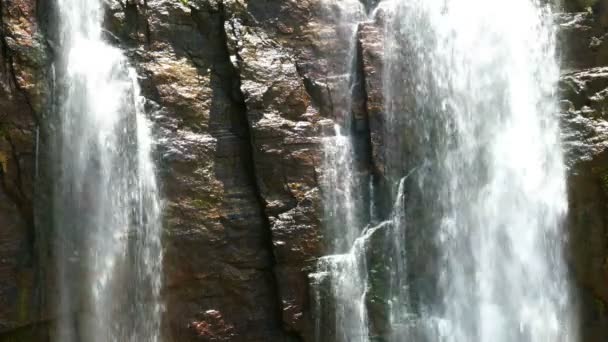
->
558, 9, 608, 341
104, 0, 341, 340
358, 21, 383, 178
105, 0, 321, 340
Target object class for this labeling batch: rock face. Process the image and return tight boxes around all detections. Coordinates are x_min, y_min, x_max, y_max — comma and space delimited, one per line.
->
1, 0, 608, 341
0, 0, 50, 339
105, 0, 342, 340
104, 0, 327, 340
558, 8, 608, 341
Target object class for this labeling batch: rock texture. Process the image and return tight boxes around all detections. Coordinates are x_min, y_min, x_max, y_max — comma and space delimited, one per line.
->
0, 0, 608, 341
0, 0, 49, 339
105, 0, 341, 340
558, 7, 608, 341
104, 0, 320, 340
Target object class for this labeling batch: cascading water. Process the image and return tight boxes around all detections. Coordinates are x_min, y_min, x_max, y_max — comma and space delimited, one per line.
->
313, 123, 370, 341
310, 1, 371, 341
381, 0, 576, 341
52, 0, 163, 341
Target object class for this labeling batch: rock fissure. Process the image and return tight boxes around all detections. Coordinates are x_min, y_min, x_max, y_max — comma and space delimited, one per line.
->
214, 6, 303, 340
351, 22, 374, 223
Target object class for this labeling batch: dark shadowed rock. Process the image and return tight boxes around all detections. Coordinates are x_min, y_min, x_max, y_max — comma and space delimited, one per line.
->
358, 21, 384, 176
0, 0, 50, 338
559, 11, 608, 342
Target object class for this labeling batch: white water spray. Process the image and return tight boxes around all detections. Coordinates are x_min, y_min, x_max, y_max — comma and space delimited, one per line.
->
383, 0, 576, 341
54, 0, 163, 341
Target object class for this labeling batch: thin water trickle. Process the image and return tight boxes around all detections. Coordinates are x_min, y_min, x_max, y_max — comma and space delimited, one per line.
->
53, 0, 163, 341
312, 0, 371, 341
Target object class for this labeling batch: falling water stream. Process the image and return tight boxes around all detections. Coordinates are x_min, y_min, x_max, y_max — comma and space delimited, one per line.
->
383, 0, 575, 340
316, 0, 576, 341
53, 0, 162, 341
311, 1, 370, 341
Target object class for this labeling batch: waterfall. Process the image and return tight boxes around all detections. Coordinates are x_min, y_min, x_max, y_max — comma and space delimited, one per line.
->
382, 0, 576, 341
313, 0, 576, 340
311, 0, 371, 341
52, 0, 163, 341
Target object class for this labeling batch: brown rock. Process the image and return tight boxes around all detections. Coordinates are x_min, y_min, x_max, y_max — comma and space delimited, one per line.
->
128, 1, 294, 341
224, 15, 324, 337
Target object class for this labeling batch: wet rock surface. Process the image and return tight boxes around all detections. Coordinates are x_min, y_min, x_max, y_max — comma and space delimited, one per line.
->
104, 0, 337, 340
559, 9, 608, 342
